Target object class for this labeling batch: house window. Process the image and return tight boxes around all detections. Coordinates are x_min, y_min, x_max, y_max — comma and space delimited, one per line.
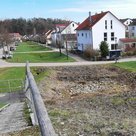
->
105, 20, 107, 29
73, 24, 74, 27
77, 33, 79, 36
132, 43, 136, 48
104, 32, 107, 41
111, 32, 114, 41
111, 20, 113, 29
82, 33, 84, 36
111, 44, 117, 50
132, 26, 135, 30
86, 33, 87, 38
132, 33, 134, 37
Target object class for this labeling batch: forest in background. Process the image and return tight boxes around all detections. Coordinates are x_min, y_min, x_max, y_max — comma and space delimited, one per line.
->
0, 18, 70, 35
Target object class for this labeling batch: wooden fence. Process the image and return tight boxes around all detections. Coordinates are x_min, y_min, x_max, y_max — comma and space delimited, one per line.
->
24, 62, 56, 136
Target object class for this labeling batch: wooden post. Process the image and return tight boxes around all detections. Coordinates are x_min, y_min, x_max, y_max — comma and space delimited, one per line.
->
26, 62, 56, 136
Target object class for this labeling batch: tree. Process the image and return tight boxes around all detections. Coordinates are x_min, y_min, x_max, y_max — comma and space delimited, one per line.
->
99, 41, 109, 58
0, 26, 13, 59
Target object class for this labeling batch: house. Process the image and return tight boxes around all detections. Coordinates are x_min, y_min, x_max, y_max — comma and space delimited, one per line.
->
51, 24, 67, 46
51, 22, 78, 49
76, 11, 125, 52
45, 30, 55, 45
120, 18, 133, 37
9, 33, 22, 42
119, 38, 136, 51
128, 20, 136, 38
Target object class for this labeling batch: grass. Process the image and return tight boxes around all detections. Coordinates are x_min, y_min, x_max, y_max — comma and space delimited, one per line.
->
0, 103, 6, 108
114, 61, 136, 72
0, 67, 25, 93
0, 67, 50, 93
15, 42, 51, 52
7, 52, 75, 63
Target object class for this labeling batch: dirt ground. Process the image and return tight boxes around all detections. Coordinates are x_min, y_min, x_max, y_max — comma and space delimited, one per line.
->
37, 65, 136, 136
5, 65, 136, 136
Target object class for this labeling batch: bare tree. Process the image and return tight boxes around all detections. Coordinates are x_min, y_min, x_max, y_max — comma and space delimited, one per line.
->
0, 26, 13, 59
56, 32, 62, 56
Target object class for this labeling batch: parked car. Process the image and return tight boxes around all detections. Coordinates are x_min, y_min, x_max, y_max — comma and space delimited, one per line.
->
10, 46, 16, 51
2, 50, 13, 59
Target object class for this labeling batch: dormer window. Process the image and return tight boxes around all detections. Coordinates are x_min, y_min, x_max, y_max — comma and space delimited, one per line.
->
105, 20, 107, 29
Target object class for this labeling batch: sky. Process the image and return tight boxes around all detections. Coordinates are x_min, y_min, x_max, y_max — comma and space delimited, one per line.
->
0, 0, 136, 22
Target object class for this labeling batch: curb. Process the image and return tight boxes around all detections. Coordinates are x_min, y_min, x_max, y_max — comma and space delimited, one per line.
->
0, 103, 10, 112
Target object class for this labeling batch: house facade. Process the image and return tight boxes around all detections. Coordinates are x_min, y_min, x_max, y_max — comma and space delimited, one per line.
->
120, 18, 133, 37
129, 21, 136, 38
76, 11, 125, 51
51, 22, 78, 48
119, 38, 136, 51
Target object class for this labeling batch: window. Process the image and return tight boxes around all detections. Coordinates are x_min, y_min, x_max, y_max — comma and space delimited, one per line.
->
104, 32, 107, 41
105, 20, 107, 29
72, 24, 74, 27
77, 33, 79, 36
111, 20, 113, 29
86, 33, 87, 38
132, 43, 136, 48
132, 26, 135, 30
111, 44, 117, 50
82, 33, 84, 36
111, 32, 114, 41
132, 33, 134, 37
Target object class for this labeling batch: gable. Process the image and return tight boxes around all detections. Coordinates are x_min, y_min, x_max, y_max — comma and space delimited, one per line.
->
76, 11, 125, 30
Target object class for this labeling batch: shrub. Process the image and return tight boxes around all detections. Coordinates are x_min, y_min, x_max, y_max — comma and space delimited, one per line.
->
84, 47, 99, 60
99, 41, 109, 58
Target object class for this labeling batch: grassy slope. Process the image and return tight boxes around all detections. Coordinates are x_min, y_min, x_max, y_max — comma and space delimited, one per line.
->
114, 61, 136, 72
0, 103, 6, 108
0, 67, 25, 93
7, 52, 75, 63
15, 42, 51, 52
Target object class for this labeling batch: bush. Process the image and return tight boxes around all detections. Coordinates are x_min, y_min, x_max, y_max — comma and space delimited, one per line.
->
84, 47, 99, 60
99, 41, 109, 58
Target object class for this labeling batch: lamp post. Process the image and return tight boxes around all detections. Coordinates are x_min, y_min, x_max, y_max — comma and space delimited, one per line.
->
115, 37, 117, 63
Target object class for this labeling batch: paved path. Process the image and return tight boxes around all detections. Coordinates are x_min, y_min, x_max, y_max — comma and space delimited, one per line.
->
0, 102, 27, 134
0, 57, 135, 68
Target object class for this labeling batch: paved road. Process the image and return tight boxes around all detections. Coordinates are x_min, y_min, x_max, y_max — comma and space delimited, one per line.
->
0, 102, 27, 134
0, 57, 135, 68
0, 46, 135, 68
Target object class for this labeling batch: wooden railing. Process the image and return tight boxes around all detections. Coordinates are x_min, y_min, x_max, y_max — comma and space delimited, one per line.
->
24, 62, 56, 136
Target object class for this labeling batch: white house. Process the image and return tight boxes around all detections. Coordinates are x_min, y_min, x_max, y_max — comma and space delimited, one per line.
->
128, 21, 136, 38
120, 18, 133, 37
119, 38, 136, 51
76, 11, 126, 51
51, 22, 78, 48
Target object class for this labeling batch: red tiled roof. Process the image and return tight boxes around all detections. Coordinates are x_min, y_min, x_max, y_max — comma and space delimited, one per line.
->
120, 38, 136, 43
76, 11, 108, 30
56, 24, 67, 27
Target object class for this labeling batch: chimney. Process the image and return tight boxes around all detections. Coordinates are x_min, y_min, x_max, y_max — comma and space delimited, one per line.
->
89, 11, 92, 23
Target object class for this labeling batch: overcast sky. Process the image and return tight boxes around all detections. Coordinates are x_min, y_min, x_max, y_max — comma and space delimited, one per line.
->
0, 0, 136, 22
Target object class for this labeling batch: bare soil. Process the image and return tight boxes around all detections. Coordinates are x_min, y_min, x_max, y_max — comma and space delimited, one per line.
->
38, 65, 136, 136
6, 65, 136, 136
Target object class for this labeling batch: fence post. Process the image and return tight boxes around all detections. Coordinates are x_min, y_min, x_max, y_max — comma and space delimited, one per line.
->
25, 61, 56, 136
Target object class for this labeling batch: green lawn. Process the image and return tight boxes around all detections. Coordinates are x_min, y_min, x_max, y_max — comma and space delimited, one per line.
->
0, 67, 25, 93
15, 42, 51, 52
114, 61, 136, 72
0, 67, 51, 93
0, 103, 7, 108
7, 52, 75, 63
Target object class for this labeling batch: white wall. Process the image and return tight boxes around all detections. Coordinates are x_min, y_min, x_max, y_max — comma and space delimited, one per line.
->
129, 25, 136, 38
61, 22, 78, 34
77, 30, 93, 51
92, 12, 125, 50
